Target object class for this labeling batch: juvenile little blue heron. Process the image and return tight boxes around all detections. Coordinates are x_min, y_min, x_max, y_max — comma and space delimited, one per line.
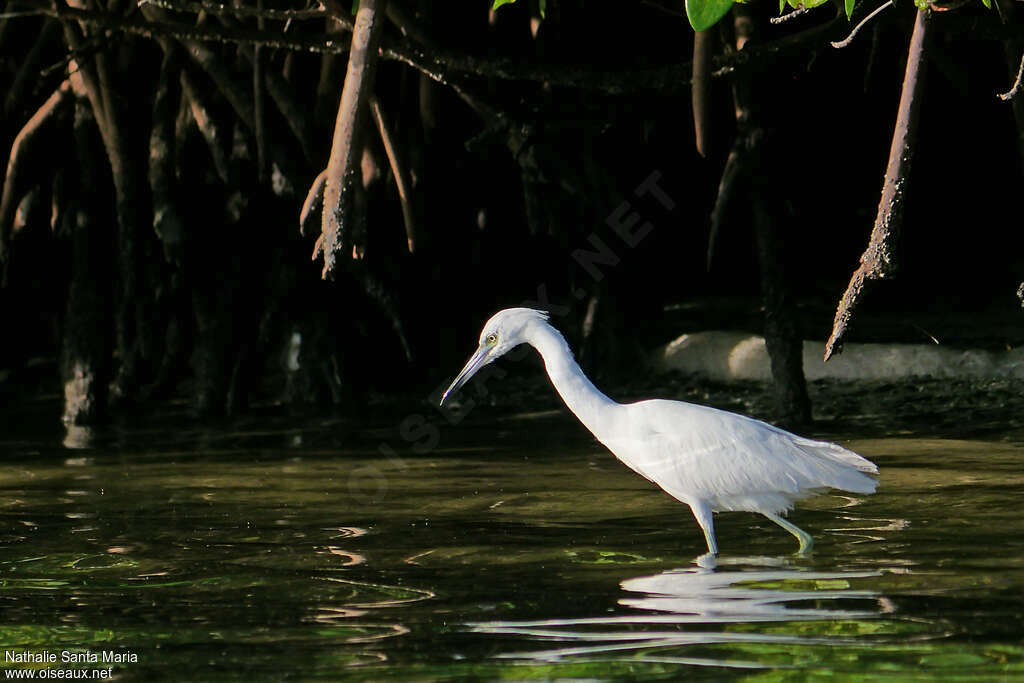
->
440, 308, 878, 558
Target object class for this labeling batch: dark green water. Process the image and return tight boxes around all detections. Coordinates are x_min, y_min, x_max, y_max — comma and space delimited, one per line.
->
1, 407, 1022, 680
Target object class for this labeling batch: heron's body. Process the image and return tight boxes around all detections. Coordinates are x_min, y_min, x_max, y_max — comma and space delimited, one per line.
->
441, 308, 878, 557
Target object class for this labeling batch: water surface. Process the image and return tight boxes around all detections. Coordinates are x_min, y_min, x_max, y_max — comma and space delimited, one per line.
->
0, 407, 1021, 679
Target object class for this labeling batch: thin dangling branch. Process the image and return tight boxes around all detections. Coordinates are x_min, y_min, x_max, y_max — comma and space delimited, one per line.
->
300, 169, 327, 237
180, 39, 256, 130
62, 0, 149, 394
179, 65, 232, 183
692, 29, 713, 158
4, 19, 61, 119
707, 139, 744, 270
831, 0, 892, 49
138, 0, 336, 22
253, 0, 267, 180
998, 50, 1024, 101
149, 49, 186, 261
315, 0, 388, 278
0, 80, 73, 262
998, 0, 1024, 164
239, 47, 318, 163
60, 15, 108, 134
50, 2, 850, 95
369, 96, 416, 253
825, 9, 930, 361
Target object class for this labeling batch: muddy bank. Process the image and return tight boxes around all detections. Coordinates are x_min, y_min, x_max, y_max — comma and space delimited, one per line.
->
3, 300, 1023, 446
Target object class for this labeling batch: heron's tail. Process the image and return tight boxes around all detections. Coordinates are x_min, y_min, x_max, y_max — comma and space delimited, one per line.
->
792, 436, 879, 494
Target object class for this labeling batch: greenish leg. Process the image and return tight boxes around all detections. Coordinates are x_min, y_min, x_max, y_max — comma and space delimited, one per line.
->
690, 501, 718, 555
764, 513, 813, 555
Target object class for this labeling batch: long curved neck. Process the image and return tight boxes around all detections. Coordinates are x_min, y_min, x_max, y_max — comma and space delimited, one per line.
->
524, 321, 618, 440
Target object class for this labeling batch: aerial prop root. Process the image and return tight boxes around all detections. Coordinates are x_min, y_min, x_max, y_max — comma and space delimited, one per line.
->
315, 0, 388, 278
824, 8, 930, 361
301, 170, 328, 240
999, 50, 1024, 101
369, 96, 415, 254
0, 80, 73, 263
692, 30, 713, 158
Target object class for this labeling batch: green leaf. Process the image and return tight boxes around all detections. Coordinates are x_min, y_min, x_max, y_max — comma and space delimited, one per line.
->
779, 0, 785, 11
980, 0, 992, 9
845, 0, 855, 18
492, 0, 543, 16
686, 0, 734, 31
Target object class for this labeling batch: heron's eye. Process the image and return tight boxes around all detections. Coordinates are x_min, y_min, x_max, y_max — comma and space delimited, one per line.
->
486, 333, 497, 346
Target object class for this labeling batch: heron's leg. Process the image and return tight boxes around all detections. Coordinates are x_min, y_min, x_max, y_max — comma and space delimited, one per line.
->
690, 501, 718, 555
764, 513, 813, 554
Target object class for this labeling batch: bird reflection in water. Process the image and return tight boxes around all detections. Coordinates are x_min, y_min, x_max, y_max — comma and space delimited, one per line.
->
470, 559, 891, 667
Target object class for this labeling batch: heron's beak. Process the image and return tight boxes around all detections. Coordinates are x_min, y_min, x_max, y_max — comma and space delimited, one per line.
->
440, 345, 491, 406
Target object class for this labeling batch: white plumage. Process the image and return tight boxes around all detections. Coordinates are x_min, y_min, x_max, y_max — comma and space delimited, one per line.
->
441, 308, 878, 558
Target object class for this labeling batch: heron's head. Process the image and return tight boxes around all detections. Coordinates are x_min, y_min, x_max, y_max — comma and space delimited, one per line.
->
439, 308, 549, 406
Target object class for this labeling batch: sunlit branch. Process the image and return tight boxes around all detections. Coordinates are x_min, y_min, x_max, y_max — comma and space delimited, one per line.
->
826, 9, 930, 361
771, 5, 810, 25
137, 0, 334, 21
831, 0, 891, 49
999, 50, 1024, 100
317, 0, 387, 278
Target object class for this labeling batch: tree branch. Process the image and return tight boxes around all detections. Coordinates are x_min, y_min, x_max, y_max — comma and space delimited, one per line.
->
59, 8, 108, 132
316, 0, 387, 278
692, 29, 713, 158
300, 169, 326, 237
707, 140, 744, 270
825, 9, 931, 361
179, 65, 232, 183
149, 48, 186, 261
253, 0, 267, 180
180, 38, 255, 130
51, 3, 848, 95
138, 0, 337, 22
234, 32, 319, 164
369, 96, 415, 253
999, 49, 1024, 100
4, 19, 61, 119
0, 80, 73, 262
831, 0, 892, 49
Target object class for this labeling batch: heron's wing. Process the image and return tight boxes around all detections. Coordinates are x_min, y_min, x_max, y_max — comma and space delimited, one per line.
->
611, 400, 876, 512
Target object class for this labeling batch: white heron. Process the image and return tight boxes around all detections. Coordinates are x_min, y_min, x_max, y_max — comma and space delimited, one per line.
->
440, 308, 878, 560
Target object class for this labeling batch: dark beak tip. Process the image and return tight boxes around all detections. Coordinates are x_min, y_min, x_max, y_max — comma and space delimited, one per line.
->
439, 347, 485, 410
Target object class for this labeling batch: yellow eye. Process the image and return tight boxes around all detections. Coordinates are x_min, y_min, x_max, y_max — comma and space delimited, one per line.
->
486, 333, 497, 346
